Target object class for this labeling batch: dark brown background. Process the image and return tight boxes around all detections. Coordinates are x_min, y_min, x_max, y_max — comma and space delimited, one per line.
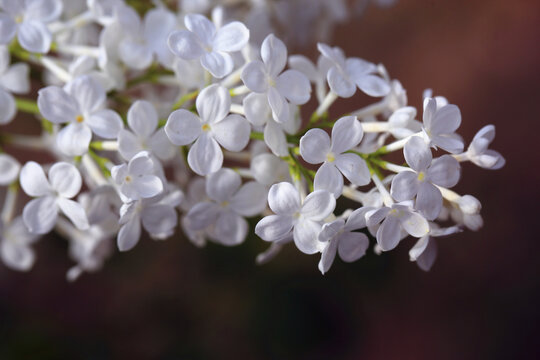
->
1, 0, 539, 359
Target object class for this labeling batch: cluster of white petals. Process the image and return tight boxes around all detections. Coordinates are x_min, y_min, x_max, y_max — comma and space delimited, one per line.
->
0, 0, 504, 280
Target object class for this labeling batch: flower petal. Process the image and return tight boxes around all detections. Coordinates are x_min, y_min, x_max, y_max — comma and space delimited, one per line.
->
24, 0, 63, 23
212, 114, 250, 152
415, 182, 442, 221
0, 63, 30, 94
206, 168, 241, 202
117, 216, 141, 252
400, 210, 430, 238
211, 211, 247, 246
48, 162, 81, 198
0, 14, 16, 44
335, 153, 371, 187
327, 66, 356, 98
37, 86, 79, 124
196, 84, 230, 123
376, 216, 401, 251
338, 232, 369, 262
261, 34, 287, 77
301, 189, 336, 221
241, 60, 268, 93
1, 241, 35, 271
0, 88, 15, 125
17, 21, 51, 53
267, 86, 289, 123
268, 182, 300, 215
299, 128, 331, 164
187, 134, 223, 176
390, 170, 419, 202
127, 100, 158, 138
0, 154, 20, 185
230, 182, 267, 217
119, 38, 153, 70
432, 104, 461, 134
168, 30, 205, 60
201, 51, 234, 78
314, 162, 343, 198
118, 129, 142, 160
65, 75, 105, 114
293, 219, 323, 254
427, 155, 460, 188
165, 109, 202, 146
56, 123, 92, 156
134, 175, 163, 198
275, 69, 311, 105
186, 202, 220, 230
213, 21, 249, 52
86, 109, 123, 139
243, 92, 270, 126
22, 196, 58, 234
354, 74, 390, 97
264, 119, 288, 157
318, 237, 338, 274
255, 214, 293, 241
141, 204, 177, 237
184, 14, 215, 45
404, 136, 432, 172
19, 161, 50, 197
57, 198, 89, 230
148, 129, 176, 161
330, 117, 363, 154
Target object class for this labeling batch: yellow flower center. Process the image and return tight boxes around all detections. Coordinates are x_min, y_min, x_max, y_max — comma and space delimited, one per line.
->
326, 152, 336, 162
417, 171, 426, 181
15, 15, 23, 24
124, 175, 132, 183
202, 123, 211, 132
75, 115, 84, 123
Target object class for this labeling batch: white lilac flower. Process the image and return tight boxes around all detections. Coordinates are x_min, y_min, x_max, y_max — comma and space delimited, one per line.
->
118, 100, 175, 161
0, 0, 63, 53
117, 187, 183, 252
421, 97, 464, 154
300, 116, 370, 197
0, 153, 20, 185
366, 202, 429, 252
0, 45, 30, 124
288, 53, 332, 103
243, 92, 300, 156
317, 42, 390, 98
250, 153, 290, 186
111, 151, 164, 201
118, 7, 177, 70
0, 217, 40, 271
464, 125, 505, 169
318, 208, 371, 274
172, 58, 205, 91
62, 187, 118, 281
168, 13, 249, 78
165, 84, 251, 176
20, 161, 89, 234
387, 107, 422, 139
180, 177, 209, 248
185, 168, 267, 246
255, 182, 336, 254
37, 75, 123, 156
409, 225, 461, 271
391, 136, 460, 220
241, 34, 311, 124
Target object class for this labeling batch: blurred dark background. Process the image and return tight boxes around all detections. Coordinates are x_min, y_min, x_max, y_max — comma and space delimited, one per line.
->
1, 0, 539, 359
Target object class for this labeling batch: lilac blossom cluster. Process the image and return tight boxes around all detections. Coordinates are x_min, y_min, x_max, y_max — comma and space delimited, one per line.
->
0, 0, 504, 280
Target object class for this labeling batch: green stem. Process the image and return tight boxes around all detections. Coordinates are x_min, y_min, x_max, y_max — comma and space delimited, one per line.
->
15, 98, 40, 115
172, 90, 199, 110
